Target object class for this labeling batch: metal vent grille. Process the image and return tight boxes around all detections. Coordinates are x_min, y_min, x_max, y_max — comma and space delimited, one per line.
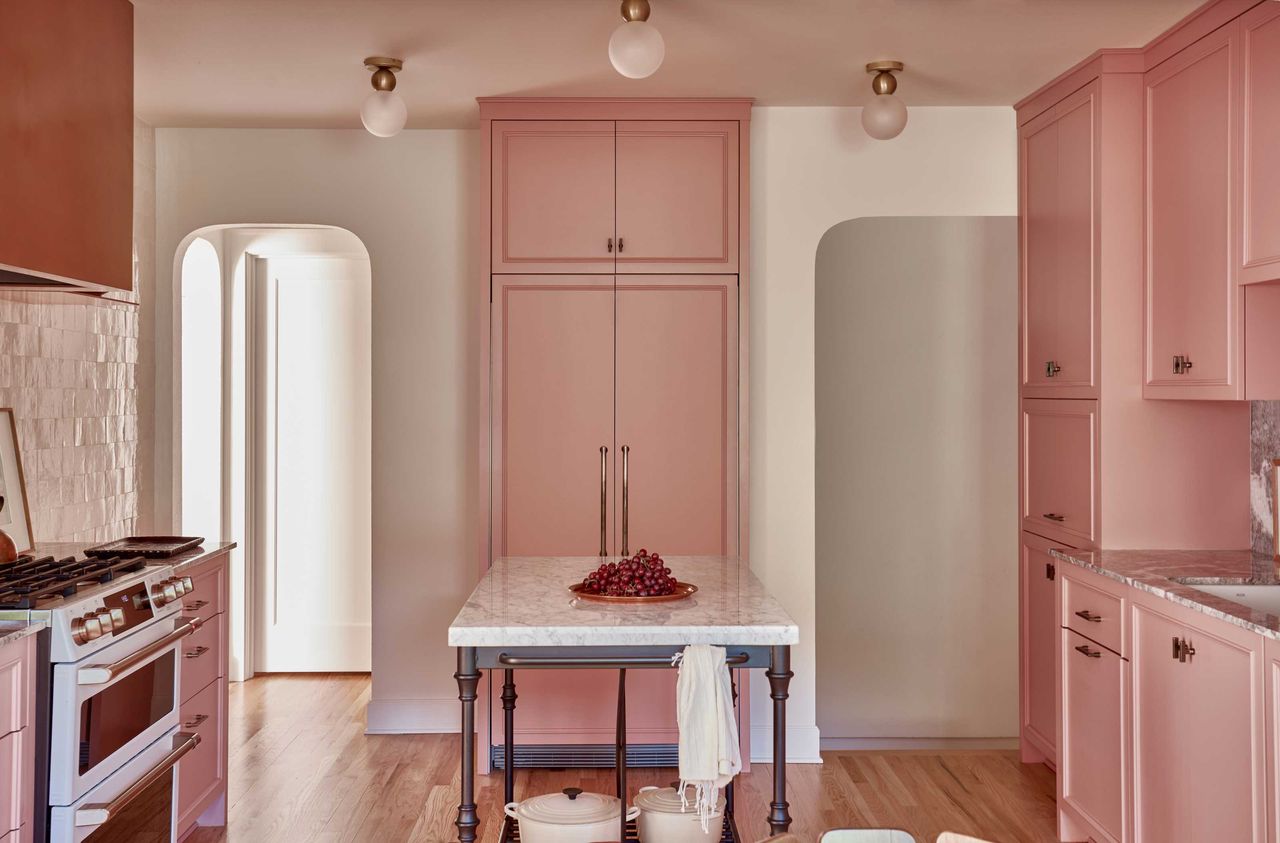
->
490, 743, 678, 769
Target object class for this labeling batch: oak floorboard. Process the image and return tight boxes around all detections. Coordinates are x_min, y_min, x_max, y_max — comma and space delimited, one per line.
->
184, 675, 1057, 843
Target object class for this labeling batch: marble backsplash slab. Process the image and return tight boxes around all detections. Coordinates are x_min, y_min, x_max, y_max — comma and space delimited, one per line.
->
1253, 401, 1280, 557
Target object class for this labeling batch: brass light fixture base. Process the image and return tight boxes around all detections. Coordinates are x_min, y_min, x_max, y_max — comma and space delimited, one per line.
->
363, 56, 404, 92
866, 60, 904, 96
620, 0, 651, 22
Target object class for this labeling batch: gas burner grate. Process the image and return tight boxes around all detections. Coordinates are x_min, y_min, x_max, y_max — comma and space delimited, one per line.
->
0, 554, 150, 609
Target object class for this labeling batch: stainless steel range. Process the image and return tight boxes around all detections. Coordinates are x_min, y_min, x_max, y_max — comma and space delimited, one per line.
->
0, 553, 202, 842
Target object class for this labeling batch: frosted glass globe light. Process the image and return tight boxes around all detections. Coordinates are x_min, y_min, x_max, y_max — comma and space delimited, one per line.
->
609, 20, 665, 79
361, 90, 407, 138
862, 93, 908, 140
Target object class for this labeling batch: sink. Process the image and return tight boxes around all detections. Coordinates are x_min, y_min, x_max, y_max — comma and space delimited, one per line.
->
1181, 583, 1280, 616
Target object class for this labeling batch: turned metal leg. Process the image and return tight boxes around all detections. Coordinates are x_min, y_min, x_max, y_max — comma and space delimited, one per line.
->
502, 669, 517, 806
455, 647, 481, 843
766, 646, 793, 834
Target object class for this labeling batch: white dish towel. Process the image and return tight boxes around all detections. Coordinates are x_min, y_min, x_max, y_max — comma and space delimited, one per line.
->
673, 644, 742, 830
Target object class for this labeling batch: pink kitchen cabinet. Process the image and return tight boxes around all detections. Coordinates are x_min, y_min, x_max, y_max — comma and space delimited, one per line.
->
1237, 1, 1280, 286
1130, 590, 1265, 843
1060, 629, 1128, 843
0, 634, 35, 839
1020, 532, 1062, 765
615, 122, 740, 274
1019, 82, 1099, 399
1020, 398, 1098, 548
1266, 635, 1280, 843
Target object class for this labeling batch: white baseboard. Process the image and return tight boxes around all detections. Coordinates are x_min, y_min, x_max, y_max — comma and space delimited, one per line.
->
820, 737, 1019, 751
749, 724, 823, 764
365, 698, 462, 734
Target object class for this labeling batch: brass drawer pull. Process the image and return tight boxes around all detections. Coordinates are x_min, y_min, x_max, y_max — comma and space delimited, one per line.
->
1074, 610, 1102, 623
1045, 360, 1062, 377
184, 599, 210, 612
1042, 513, 1066, 522
1074, 644, 1101, 659
183, 713, 210, 729
184, 645, 210, 660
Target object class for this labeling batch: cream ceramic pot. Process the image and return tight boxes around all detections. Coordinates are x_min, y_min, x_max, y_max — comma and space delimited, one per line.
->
504, 787, 639, 843
635, 784, 727, 843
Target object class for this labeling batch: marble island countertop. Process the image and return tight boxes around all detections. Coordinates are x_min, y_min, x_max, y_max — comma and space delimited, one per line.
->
1049, 547, 1280, 640
0, 619, 46, 648
448, 556, 799, 647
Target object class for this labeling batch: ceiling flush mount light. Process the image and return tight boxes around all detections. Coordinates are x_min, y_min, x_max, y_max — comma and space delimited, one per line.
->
361, 56, 407, 138
862, 60, 908, 141
609, 0, 665, 79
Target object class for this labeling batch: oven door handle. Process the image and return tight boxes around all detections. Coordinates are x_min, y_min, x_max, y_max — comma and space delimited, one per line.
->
73, 731, 201, 827
77, 616, 203, 686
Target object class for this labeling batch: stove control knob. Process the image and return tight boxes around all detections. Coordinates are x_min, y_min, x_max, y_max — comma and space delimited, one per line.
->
94, 609, 116, 635
109, 607, 126, 629
180, 576, 194, 594
171, 578, 188, 597
73, 614, 103, 644
162, 582, 179, 604
150, 584, 170, 608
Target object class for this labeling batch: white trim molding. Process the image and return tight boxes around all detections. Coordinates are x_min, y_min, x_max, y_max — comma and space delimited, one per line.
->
749, 724, 823, 764
365, 697, 462, 734
820, 736, 1019, 752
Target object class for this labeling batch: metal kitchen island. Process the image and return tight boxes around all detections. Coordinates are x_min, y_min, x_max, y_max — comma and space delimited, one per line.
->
447, 555, 800, 843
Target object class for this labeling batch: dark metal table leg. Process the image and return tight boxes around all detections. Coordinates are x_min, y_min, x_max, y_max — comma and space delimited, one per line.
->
766, 646, 793, 834
456, 647, 481, 843
726, 669, 737, 817
502, 669, 517, 806
617, 669, 627, 843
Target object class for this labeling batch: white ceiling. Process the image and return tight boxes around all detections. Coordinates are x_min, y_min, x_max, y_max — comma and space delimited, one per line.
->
133, 0, 1202, 129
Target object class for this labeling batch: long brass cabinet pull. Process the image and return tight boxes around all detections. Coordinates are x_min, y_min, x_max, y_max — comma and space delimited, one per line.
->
621, 445, 630, 557
600, 446, 609, 556
74, 732, 200, 826
607, 238, 614, 253
617, 237, 625, 253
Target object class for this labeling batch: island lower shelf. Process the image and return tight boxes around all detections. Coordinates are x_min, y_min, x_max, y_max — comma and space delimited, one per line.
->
501, 814, 740, 842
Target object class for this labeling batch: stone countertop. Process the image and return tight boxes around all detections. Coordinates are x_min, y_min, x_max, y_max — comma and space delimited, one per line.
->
1049, 547, 1280, 640
448, 556, 800, 647
29, 540, 236, 574
0, 619, 45, 648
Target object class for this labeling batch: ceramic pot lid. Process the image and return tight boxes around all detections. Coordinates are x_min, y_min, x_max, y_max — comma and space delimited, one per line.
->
515, 788, 623, 825
635, 784, 725, 815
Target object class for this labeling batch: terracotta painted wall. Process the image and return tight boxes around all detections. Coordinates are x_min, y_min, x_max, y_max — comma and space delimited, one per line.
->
0, 119, 155, 544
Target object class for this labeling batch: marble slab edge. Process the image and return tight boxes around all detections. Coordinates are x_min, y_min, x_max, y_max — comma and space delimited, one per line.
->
1049, 547, 1280, 642
0, 620, 47, 649
168, 541, 238, 574
448, 624, 801, 648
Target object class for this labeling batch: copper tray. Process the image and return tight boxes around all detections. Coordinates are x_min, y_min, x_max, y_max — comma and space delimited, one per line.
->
569, 581, 697, 603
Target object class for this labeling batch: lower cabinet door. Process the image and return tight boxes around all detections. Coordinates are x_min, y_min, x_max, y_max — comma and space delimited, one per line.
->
177, 677, 226, 834
1132, 595, 1264, 842
1061, 630, 1127, 843
1020, 532, 1061, 763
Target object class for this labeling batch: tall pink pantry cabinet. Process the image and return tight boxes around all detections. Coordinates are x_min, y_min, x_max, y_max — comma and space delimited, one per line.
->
479, 99, 751, 767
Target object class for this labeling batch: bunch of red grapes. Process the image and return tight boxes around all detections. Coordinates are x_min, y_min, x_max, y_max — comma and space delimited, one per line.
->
580, 549, 677, 597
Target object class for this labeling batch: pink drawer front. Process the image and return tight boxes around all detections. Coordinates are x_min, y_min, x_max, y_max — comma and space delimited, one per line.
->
178, 677, 225, 835
1021, 398, 1098, 546
1061, 629, 1127, 843
180, 612, 223, 705
0, 636, 32, 738
1062, 565, 1127, 657
181, 558, 226, 625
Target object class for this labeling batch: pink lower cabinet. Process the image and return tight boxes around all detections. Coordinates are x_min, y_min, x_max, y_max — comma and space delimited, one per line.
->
0, 633, 36, 840
176, 553, 230, 839
1020, 532, 1061, 765
1130, 590, 1265, 842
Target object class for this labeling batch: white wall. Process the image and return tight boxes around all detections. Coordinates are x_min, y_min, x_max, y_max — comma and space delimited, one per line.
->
155, 130, 483, 730
814, 217, 1018, 745
747, 108, 1016, 759
153, 107, 1016, 748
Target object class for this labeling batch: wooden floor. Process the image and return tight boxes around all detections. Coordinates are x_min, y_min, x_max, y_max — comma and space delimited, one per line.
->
186, 674, 1057, 843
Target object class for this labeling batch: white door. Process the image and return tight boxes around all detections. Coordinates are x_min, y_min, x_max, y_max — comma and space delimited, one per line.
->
253, 255, 372, 672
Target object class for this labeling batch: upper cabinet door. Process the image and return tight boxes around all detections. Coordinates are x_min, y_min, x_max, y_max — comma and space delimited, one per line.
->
0, 0, 133, 291
1020, 84, 1099, 399
1239, 2, 1280, 285
615, 121, 740, 274
492, 121, 616, 274
1145, 29, 1240, 399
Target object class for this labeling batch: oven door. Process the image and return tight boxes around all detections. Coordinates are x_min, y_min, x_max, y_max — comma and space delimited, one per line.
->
49, 615, 201, 806
48, 729, 199, 843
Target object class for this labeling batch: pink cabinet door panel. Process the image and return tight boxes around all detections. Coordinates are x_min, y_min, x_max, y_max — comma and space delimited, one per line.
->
1020, 83, 1099, 398
1021, 398, 1098, 547
1020, 531, 1060, 764
1132, 593, 1265, 842
0, 637, 31, 737
1145, 29, 1239, 398
1061, 629, 1127, 843
1240, 2, 1280, 285
178, 677, 226, 835
1245, 283, 1280, 400
615, 277, 737, 555
492, 121, 616, 274
615, 122, 739, 274
493, 276, 616, 558
1265, 636, 1280, 843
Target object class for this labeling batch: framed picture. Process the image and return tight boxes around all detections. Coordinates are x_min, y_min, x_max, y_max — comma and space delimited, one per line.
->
0, 408, 32, 554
